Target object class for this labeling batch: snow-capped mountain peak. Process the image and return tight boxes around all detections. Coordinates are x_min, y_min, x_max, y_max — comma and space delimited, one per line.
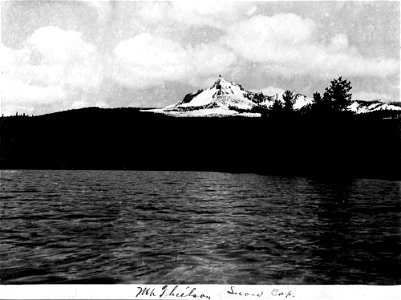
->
210, 75, 245, 93
168, 76, 257, 113
212, 75, 231, 88
153, 76, 313, 117
148, 76, 400, 117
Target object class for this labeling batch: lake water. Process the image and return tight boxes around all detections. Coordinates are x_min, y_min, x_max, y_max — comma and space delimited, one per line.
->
0, 170, 400, 284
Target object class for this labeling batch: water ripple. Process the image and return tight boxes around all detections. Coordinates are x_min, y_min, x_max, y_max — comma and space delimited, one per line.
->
0, 170, 400, 284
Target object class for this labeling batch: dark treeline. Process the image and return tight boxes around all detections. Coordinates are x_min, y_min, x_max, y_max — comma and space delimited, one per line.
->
1, 77, 400, 179
0, 106, 400, 180
252, 77, 400, 120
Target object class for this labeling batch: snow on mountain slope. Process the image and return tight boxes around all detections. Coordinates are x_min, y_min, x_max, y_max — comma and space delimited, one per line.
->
150, 76, 303, 117
152, 106, 260, 117
293, 94, 314, 110
348, 100, 401, 114
147, 76, 400, 117
172, 76, 259, 111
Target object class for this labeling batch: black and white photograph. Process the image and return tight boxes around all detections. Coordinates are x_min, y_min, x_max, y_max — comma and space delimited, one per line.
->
0, 0, 400, 297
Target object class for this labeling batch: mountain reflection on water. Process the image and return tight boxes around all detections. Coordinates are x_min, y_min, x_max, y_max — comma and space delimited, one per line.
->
0, 170, 400, 284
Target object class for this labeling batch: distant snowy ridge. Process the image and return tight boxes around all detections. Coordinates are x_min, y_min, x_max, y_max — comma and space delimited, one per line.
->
348, 100, 401, 114
148, 76, 400, 117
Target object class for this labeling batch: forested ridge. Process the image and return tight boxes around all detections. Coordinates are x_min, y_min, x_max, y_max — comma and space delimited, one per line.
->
1, 107, 400, 180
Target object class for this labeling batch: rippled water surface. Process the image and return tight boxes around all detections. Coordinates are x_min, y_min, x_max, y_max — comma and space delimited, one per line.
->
0, 170, 400, 284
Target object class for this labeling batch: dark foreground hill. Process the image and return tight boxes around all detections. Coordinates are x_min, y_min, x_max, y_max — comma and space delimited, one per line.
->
0, 107, 400, 180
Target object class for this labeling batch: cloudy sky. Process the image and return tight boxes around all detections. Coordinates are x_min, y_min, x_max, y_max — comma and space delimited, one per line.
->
1, 1, 399, 115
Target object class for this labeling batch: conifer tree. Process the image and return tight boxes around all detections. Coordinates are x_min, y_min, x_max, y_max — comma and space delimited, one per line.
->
324, 77, 352, 111
283, 90, 295, 111
313, 92, 322, 104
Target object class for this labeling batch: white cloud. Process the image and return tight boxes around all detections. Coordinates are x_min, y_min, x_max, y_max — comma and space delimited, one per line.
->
111, 33, 235, 88
112, 33, 191, 87
0, 77, 67, 116
329, 34, 349, 52
352, 91, 394, 101
136, 1, 257, 29
186, 43, 236, 82
259, 86, 285, 96
86, 1, 113, 21
223, 14, 398, 78
25, 26, 103, 89
1, 77, 66, 105
2, 4, 399, 115
1, 26, 103, 115
171, 1, 257, 28
223, 14, 317, 63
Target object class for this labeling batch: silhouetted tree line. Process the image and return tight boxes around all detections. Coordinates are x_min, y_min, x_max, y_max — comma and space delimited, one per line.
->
2, 77, 398, 121
0, 104, 400, 179
253, 76, 355, 119
1, 112, 33, 118
0, 77, 400, 179
309, 76, 352, 115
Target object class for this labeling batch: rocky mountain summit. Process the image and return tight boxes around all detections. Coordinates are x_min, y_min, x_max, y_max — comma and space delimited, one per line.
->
149, 76, 400, 117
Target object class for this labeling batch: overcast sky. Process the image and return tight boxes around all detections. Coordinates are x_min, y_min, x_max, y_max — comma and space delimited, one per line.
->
1, 1, 399, 115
